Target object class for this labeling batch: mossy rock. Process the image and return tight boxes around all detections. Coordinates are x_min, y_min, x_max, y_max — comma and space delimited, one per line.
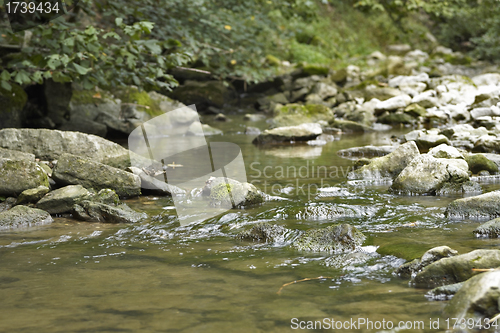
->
238, 223, 292, 243
378, 112, 416, 125
0, 83, 27, 128
0, 158, 49, 196
112, 86, 163, 117
301, 64, 330, 76
465, 154, 499, 174
329, 119, 371, 132
207, 177, 264, 208
272, 103, 333, 127
473, 217, 500, 237
404, 103, 427, 117
293, 224, 365, 253
71, 89, 115, 106
0, 205, 53, 230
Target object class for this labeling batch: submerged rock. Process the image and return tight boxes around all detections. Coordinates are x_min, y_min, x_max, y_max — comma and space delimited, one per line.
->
293, 224, 365, 253
73, 200, 146, 223
390, 155, 470, 195
473, 217, 500, 237
412, 249, 500, 288
0, 158, 49, 196
16, 185, 50, 204
36, 185, 91, 214
395, 246, 459, 278
238, 223, 292, 243
53, 153, 141, 197
203, 177, 264, 208
347, 141, 419, 180
444, 271, 500, 322
446, 191, 500, 219
0, 205, 53, 230
252, 123, 322, 144
0, 128, 132, 169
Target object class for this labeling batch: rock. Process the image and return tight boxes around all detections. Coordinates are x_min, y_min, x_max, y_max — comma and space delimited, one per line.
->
470, 106, 500, 120
415, 133, 450, 151
427, 282, 464, 300
388, 73, 429, 89
404, 49, 429, 63
16, 185, 50, 204
347, 141, 419, 180
203, 177, 264, 208
473, 217, 500, 237
465, 153, 499, 174
411, 90, 439, 108
272, 103, 333, 127
93, 189, 120, 206
256, 93, 289, 111
435, 181, 483, 196
387, 44, 411, 54
0, 147, 35, 161
170, 80, 232, 109
378, 112, 416, 125
245, 126, 261, 135
362, 86, 402, 101
53, 153, 141, 197
446, 191, 500, 219
0, 205, 53, 230
390, 155, 470, 195
214, 113, 228, 122
413, 249, 500, 288
59, 115, 108, 137
73, 200, 146, 223
404, 103, 427, 117
0, 158, 49, 196
374, 94, 412, 113
0, 84, 27, 128
329, 119, 371, 132
36, 185, 91, 214
472, 73, 500, 86
0, 128, 132, 169
238, 223, 292, 243
252, 123, 322, 144
0, 197, 17, 213
396, 246, 459, 278
337, 145, 397, 159
94, 111, 135, 135
473, 135, 500, 154
293, 224, 365, 253
126, 166, 185, 196
309, 82, 338, 100
444, 270, 500, 322
243, 114, 266, 122
428, 144, 464, 159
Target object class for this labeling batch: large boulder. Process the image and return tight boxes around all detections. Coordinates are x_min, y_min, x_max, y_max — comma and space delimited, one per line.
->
36, 185, 91, 214
446, 191, 500, 219
347, 141, 419, 180
271, 103, 333, 127
73, 200, 146, 223
390, 155, 470, 195
16, 185, 50, 204
0, 205, 53, 230
473, 217, 500, 237
413, 249, 500, 288
293, 224, 365, 253
252, 123, 322, 144
0, 158, 49, 196
53, 153, 141, 197
203, 177, 264, 208
0, 128, 132, 169
395, 246, 458, 278
444, 270, 500, 322
0, 147, 35, 161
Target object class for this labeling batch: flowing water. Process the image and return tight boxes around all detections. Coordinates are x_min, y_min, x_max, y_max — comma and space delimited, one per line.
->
2, 117, 500, 332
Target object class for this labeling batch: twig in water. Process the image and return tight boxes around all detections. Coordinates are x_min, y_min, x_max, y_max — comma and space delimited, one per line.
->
277, 276, 333, 295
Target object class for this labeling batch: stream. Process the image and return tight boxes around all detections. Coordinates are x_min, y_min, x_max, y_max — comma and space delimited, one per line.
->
1, 115, 500, 332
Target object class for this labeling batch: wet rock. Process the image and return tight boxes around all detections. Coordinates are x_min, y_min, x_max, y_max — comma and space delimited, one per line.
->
390, 155, 470, 195
374, 94, 412, 113
0, 158, 49, 196
0, 128, 132, 169
272, 103, 333, 127
446, 191, 500, 219
337, 145, 397, 159
294, 224, 365, 253
444, 270, 500, 322
203, 177, 264, 208
413, 249, 500, 288
428, 144, 464, 159
0, 205, 53, 230
0, 147, 35, 161
415, 133, 450, 151
53, 153, 141, 197
73, 200, 146, 223
347, 141, 419, 180
427, 282, 464, 300
0, 197, 17, 213
126, 166, 185, 196
238, 223, 292, 243
329, 119, 371, 132
16, 185, 50, 205
435, 181, 482, 196
473, 217, 500, 237
465, 153, 499, 174
245, 126, 261, 135
36, 185, 91, 214
396, 246, 459, 278
297, 204, 375, 220
252, 123, 322, 144
93, 189, 120, 206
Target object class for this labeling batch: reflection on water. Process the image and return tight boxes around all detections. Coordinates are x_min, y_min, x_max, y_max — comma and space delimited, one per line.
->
1, 122, 500, 332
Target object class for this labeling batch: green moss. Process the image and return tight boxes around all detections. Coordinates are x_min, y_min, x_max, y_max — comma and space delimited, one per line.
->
347, 79, 381, 91
275, 103, 329, 117
210, 183, 235, 202
112, 86, 163, 117
442, 54, 473, 65
71, 89, 113, 105
266, 55, 281, 67
301, 64, 330, 76
0, 84, 27, 112
465, 154, 499, 174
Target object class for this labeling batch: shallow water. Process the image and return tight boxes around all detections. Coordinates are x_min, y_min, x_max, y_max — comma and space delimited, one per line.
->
1, 118, 500, 332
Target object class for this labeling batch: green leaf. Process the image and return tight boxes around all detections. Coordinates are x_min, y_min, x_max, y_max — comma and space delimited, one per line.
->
0, 70, 10, 81
115, 17, 123, 26
73, 63, 91, 75
1, 80, 12, 91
